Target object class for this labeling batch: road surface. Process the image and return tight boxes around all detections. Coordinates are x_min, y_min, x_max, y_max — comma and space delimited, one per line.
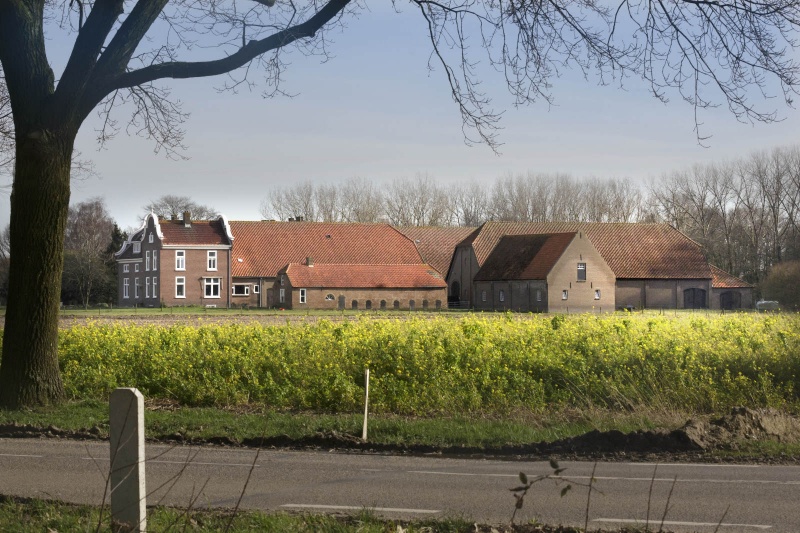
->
1, 438, 798, 532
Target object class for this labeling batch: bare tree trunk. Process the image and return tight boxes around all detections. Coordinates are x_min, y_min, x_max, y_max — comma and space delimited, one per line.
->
0, 134, 70, 408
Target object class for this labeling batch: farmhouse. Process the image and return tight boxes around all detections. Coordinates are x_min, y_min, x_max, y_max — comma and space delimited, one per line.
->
115, 212, 234, 307
116, 214, 751, 311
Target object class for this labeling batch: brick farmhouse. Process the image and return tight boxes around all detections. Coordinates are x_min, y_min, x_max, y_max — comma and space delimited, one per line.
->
117, 215, 751, 311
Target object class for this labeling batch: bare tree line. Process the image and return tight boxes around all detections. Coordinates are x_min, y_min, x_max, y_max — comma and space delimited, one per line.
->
648, 146, 800, 284
260, 173, 645, 227
262, 148, 800, 285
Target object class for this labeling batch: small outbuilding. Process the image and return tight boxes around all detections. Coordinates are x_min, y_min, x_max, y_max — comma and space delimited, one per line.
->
274, 261, 448, 310
710, 265, 754, 310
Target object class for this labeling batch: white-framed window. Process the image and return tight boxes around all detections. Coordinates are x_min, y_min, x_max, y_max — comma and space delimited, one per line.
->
133, 242, 141, 254
594, 289, 601, 300
207, 250, 217, 271
280, 275, 285, 286
232, 284, 250, 296
153, 277, 158, 298
299, 289, 307, 304
577, 262, 587, 281
279, 288, 285, 303
253, 284, 260, 294
204, 277, 221, 298
562, 290, 568, 300
146, 277, 151, 298
146, 251, 151, 271
325, 294, 334, 301
175, 250, 185, 270
148, 233, 154, 243
135, 263, 140, 273
499, 290, 505, 302
176, 276, 186, 298
123, 278, 129, 298
152, 251, 158, 271
481, 290, 487, 302
134, 278, 140, 298
123, 264, 129, 273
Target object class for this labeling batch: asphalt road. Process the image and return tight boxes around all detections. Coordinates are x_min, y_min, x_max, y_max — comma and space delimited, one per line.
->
1, 438, 799, 532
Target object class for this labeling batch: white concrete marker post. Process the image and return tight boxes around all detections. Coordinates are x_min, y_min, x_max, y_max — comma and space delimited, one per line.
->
110, 388, 147, 532
362, 369, 370, 441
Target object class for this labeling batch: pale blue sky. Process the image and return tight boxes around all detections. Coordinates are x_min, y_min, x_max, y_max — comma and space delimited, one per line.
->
3, 3, 799, 229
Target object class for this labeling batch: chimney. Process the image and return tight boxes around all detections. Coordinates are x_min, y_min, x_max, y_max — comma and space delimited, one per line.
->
183, 211, 191, 228
306, 256, 314, 267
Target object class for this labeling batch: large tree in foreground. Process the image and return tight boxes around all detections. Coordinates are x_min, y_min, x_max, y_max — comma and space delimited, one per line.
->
1, 0, 800, 407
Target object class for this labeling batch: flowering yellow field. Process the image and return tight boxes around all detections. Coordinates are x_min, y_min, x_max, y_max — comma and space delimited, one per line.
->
56, 313, 800, 415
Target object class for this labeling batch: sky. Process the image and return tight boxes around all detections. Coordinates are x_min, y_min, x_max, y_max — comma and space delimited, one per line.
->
3, 3, 799, 230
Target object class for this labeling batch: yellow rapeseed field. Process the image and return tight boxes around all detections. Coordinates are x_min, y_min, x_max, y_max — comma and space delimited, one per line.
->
53, 313, 800, 415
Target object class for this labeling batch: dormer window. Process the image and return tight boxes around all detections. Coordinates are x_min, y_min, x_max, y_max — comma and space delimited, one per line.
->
133, 242, 141, 254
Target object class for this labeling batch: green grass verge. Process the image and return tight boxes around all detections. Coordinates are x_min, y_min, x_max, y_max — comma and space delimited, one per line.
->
0, 497, 479, 532
0, 400, 675, 446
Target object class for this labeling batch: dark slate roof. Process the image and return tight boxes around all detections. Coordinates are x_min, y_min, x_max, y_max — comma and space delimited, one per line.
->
229, 221, 423, 278
394, 226, 477, 276
460, 222, 711, 279
282, 263, 447, 289
474, 233, 576, 281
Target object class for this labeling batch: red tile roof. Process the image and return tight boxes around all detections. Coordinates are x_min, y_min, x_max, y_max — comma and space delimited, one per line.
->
710, 265, 753, 288
395, 226, 477, 276
229, 221, 423, 278
282, 263, 447, 289
463, 222, 711, 279
159, 219, 231, 246
474, 233, 576, 281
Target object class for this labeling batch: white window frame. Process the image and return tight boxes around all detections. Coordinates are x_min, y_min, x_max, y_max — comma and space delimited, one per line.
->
175, 276, 186, 298
253, 284, 260, 294
594, 289, 601, 300
153, 277, 158, 298
207, 250, 218, 271
577, 262, 587, 281
204, 277, 221, 298
134, 278, 140, 298
146, 277, 151, 298
299, 288, 307, 304
562, 290, 568, 300
135, 263, 139, 273
123, 264, 129, 273
279, 288, 285, 303
133, 242, 141, 254
232, 284, 250, 296
148, 233, 154, 243
152, 251, 158, 271
175, 250, 185, 271
123, 278, 129, 299
146, 251, 151, 271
